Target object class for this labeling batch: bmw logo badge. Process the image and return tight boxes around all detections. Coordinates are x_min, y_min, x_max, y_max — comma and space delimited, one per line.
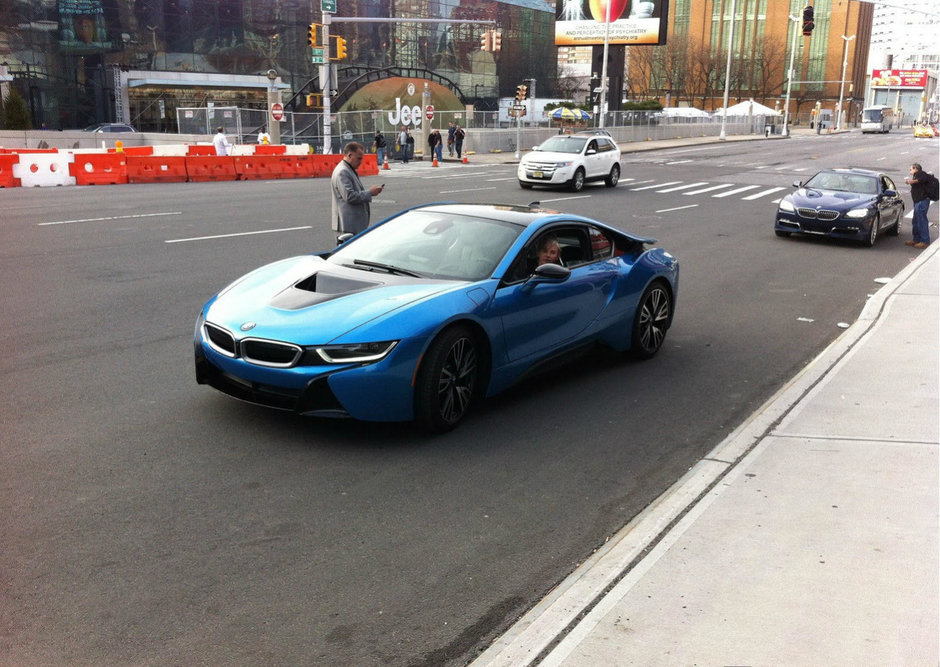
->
240, 322, 257, 332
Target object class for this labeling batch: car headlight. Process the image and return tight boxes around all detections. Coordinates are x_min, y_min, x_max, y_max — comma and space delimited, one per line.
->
778, 199, 795, 212
554, 160, 574, 168
845, 208, 870, 219
313, 341, 398, 364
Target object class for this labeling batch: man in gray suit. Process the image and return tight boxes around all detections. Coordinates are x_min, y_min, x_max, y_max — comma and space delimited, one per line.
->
331, 142, 384, 240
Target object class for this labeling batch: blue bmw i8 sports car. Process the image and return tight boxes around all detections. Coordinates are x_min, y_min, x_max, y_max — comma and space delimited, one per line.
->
194, 203, 679, 432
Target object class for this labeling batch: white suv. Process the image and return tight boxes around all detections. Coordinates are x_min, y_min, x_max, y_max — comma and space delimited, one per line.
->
518, 134, 621, 192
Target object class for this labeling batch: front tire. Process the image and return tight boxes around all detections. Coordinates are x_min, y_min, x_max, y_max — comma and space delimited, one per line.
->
569, 168, 585, 192
775, 230, 791, 237
888, 208, 903, 236
605, 163, 620, 187
631, 282, 672, 360
864, 214, 879, 247
415, 326, 480, 432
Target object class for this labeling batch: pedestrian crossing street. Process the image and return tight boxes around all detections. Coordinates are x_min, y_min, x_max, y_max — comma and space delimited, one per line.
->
621, 177, 787, 202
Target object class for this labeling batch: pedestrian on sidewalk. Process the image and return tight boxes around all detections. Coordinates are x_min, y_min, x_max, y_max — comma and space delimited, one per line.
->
372, 130, 387, 166
331, 142, 384, 241
399, 126, 412, 163
904, 163, 932, 249
428, 129, 443, 162
447, 122, 456, 157
454, 123, 465, 159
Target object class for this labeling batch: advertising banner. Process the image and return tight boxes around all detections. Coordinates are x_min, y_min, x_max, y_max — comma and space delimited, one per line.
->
555, 0, 668, 46
870, 69, 928, 88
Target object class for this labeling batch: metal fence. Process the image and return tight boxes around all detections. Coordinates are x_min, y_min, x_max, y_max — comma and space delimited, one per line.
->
177, 106, 821, 155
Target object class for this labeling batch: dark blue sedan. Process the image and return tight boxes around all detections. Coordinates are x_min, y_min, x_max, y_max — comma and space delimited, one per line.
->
774, 168, 905, 247
194, 203, 679, 432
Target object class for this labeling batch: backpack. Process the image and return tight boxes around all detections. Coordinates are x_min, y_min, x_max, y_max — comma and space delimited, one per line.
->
926, 172, 939, 202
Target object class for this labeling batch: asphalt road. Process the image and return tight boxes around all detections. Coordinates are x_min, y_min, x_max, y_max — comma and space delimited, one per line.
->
1, 131, 936, 665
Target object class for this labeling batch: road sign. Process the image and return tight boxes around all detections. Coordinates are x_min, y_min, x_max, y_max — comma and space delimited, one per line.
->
311, 55, 326, 64
271, 103, 284, 121
310, 47, 324, 57
425, 104, 435, 121
321, 0, 336, 12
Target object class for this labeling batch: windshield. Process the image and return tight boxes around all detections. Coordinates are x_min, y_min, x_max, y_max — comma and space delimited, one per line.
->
862, 109, 885, 122
536, 136, 588, 154
804, 172, 877, 195
328, 210, 523, 282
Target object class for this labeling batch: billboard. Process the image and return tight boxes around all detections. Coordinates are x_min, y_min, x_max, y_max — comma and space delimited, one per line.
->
555, 0, 669, 46
870, 69, 928, 88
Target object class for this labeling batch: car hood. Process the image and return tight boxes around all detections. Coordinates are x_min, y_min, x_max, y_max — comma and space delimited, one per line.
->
204, 255, 457, 344
521, 149, 582, 164
788, 188, 875, 209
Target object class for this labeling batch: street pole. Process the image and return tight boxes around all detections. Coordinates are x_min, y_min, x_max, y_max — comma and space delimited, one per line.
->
837, 34, 855, 130
718, 0, 737, 141
266, 69, 281, 144
321, 13, 332, 154
782, 14, 799, 137
598, 0, 611, 128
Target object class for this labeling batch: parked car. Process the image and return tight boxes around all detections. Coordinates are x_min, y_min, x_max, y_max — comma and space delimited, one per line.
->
83, 123, 137, 133
913, 123, 937, 138
194, 203, 679, 432
518, 134, 621, 192
774, 168, 905, 247
575, 129, 613, 136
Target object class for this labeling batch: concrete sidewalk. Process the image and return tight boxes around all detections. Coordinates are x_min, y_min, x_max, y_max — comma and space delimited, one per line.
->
473, 244, 939, 664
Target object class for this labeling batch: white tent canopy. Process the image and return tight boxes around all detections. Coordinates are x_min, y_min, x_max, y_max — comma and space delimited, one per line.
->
713, 99, 780, 116
659, 106, 711, 117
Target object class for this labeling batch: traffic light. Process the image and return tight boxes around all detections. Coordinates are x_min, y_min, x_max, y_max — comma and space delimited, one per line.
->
305, 93, 322, 108
492, 30, 502, 52
516, 84, 528, 102
801, 5, 814, 36
480, 29, 492, 52
332, 35, 347, 60
308, 23, 320, 48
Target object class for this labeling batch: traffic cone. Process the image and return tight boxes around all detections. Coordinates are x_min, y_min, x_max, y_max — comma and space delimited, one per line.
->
383, 155, 390, 170
461, 154, 469, 164
432, 155, 439, 167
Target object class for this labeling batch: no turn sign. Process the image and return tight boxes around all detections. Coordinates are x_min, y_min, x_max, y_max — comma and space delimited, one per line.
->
425, 105, 435, 121
271, 102, 284, 121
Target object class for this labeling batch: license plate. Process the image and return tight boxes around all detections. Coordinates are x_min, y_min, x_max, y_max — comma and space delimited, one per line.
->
533, 171, 543, 178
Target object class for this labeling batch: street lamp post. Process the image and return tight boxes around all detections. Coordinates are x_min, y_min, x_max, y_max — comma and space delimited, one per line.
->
718, 0, 737, 141
837, 34, 855, 131
598, 0, 611, 128
782, 14, 800, 137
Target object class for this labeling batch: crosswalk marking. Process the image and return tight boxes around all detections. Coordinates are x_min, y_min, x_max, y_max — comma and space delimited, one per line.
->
630, 181, 682, 191
682, 183, 736, 195
712, 185, 760, 198
657, 182, 708, 193
742, 186, 786, 200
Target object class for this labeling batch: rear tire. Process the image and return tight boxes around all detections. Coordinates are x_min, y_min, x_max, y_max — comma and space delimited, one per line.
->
415, 326, 480, 432
605, 163, 620, 187
631, 282, 672, 360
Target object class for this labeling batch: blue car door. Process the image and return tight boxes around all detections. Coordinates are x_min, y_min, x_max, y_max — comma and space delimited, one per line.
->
492, 226, 617, 362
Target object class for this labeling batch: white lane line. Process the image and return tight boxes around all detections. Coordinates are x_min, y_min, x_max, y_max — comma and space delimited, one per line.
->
539, 195, 593, 202
439, 186, 497, 193
712, 185, 760, 197
665, 159, 694, 165
39, 211, 182, 226
165, 226, 312, 244
742, 186, 787, 200
486, 177, 517, 181
683, 183, 735, 195
657, 182, 708, 193
656, 204, 700, 213
630, 181, 681, 191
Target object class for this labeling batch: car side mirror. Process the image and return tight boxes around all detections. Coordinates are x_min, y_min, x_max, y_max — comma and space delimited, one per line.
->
524, 263, 570, 289
883, 189, 897, 197
793, 180, 802, 188
586, 148, 597, 155
532, 145, 541, 151
336, 233, 355, 245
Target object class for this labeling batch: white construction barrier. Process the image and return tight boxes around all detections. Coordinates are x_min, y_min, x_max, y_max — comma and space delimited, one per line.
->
13, 153, 76, 187
152, 144, 189, 156
284, 144, 311, 155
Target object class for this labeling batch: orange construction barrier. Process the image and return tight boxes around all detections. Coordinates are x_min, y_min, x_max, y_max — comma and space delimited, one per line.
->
119, 146, 154, 156
70, 152, 128, 185
311, 155, 343, 178
279, 155, 316, 179
233, 155, 281, 180
187, 145, 217, 156
186, 155, 239, 182
254, 145, 287, 155
360, 154, 379, 176
126, 156, 188, 183
0, 154, 21, 187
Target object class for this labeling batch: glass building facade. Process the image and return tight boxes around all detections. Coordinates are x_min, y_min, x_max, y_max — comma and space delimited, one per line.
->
0, 0, 555, 131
